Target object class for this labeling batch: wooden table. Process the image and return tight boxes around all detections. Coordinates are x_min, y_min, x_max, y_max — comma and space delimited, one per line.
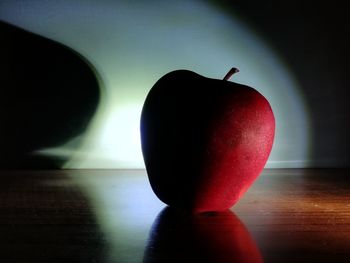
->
0, 169, 349, 262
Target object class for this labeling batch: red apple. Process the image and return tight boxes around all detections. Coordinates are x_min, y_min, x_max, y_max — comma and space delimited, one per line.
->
140, 68, 275, 212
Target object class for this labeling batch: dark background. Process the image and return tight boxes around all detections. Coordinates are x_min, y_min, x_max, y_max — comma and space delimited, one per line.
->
214, 0, 350, 166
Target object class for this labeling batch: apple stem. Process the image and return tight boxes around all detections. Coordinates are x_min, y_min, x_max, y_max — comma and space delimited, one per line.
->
223, 67, 239, 81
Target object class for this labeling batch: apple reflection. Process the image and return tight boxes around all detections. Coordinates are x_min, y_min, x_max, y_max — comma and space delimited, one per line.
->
144, 207, 263, 263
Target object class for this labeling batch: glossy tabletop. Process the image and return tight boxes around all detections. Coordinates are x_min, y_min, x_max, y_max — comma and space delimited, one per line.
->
0, 169, 349, 263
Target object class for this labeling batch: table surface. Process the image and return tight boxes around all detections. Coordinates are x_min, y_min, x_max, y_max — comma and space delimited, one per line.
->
0, 169, 349, 263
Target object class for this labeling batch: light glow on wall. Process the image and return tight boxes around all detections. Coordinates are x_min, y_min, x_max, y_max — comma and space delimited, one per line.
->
0, 0, 311, 168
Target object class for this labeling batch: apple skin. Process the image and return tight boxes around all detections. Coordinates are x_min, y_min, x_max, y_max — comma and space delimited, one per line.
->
140, 69, 275, 213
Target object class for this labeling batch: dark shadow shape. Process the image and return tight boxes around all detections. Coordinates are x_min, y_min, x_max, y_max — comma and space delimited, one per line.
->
144, 207, 263, 263
0, 21, 101, 168
0, 170, 108, 263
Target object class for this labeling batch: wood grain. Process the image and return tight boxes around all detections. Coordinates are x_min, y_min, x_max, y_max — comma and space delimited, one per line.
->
0, 169, 349, 262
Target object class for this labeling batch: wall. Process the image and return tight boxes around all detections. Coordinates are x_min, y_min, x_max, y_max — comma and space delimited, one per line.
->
0, 0, 349, 168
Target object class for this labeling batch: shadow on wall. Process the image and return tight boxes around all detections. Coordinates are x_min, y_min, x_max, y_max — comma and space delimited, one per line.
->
0, 21, 101, 168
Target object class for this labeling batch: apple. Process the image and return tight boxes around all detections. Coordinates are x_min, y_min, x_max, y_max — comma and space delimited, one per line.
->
140, 68, 275, 212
